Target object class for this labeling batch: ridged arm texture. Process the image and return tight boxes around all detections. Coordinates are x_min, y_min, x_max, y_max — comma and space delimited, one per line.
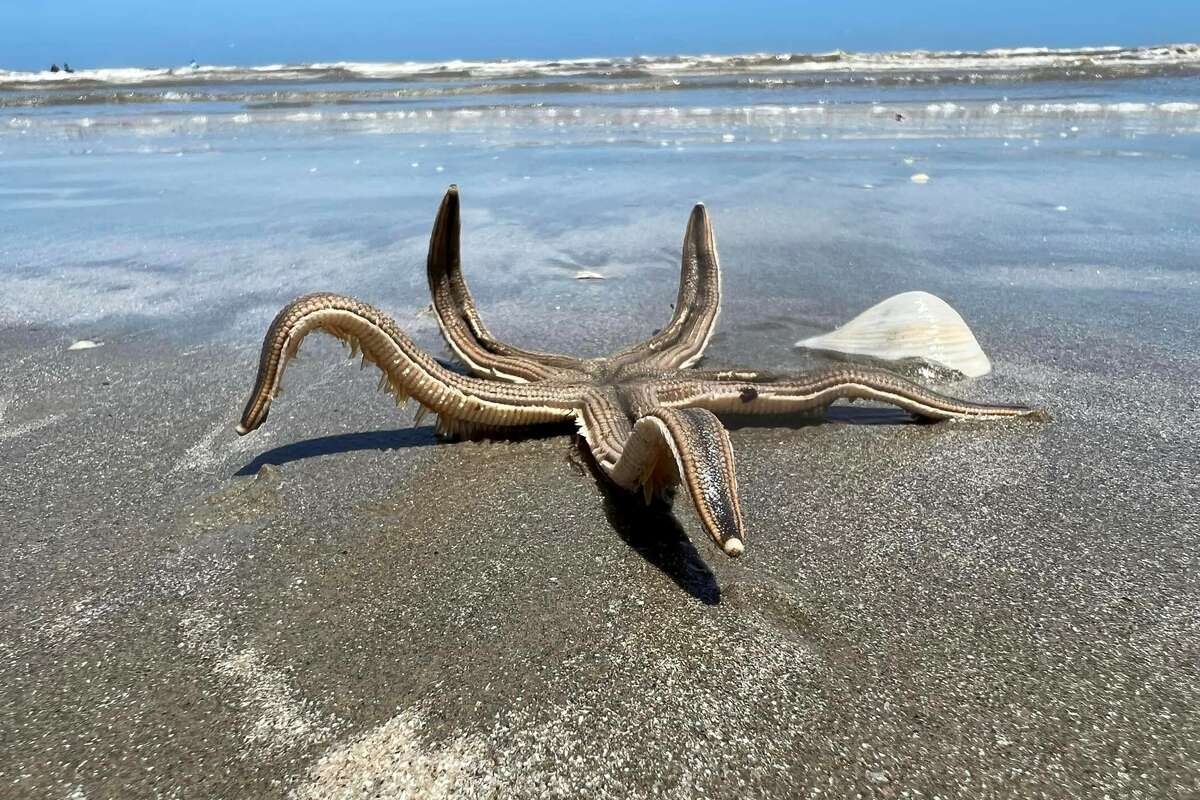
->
426, 186, 590, 383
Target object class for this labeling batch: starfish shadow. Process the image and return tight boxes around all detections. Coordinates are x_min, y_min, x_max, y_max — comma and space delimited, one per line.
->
720, 404, 923, 432
235, 427, 439, 475
575, 444, 721, 606
235, 424, 576, 475
238, 424, 720, 603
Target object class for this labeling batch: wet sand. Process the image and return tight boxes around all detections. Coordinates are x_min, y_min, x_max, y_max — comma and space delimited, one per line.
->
2, 129, 1200, 798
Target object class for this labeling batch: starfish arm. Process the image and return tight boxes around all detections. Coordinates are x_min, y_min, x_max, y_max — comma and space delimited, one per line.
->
657, 366, 1043, 420
237, 292, 581, 435
578, 396, 746, 558
427, 186, 590, 382
608, 203, 722, 371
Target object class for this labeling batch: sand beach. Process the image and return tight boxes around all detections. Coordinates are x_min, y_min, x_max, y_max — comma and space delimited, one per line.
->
1, 50, 1199, 798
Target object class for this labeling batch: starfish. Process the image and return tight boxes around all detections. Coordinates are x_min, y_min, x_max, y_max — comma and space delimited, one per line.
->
236, 186, 1040, 559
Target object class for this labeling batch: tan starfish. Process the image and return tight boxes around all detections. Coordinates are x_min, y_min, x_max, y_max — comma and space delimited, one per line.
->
237, 186, 1040, 558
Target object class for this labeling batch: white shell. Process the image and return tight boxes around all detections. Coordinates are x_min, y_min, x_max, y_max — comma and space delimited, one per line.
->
573, 270, 607, 280
795, 291, 992, 377
67, 339, 103, 351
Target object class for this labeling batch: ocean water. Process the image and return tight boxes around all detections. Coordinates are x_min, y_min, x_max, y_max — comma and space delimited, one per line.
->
1, 44, 1199, 359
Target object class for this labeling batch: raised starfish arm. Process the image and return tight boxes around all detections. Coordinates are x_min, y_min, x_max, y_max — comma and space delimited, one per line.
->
237, 292, 580, 436
578, 394, 746, 558
657, 366, 1042, 420
426, 186, 590, 382
607, 203, 722, 372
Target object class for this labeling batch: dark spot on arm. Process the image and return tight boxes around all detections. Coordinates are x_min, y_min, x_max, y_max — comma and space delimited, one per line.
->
739, 386, 758, 403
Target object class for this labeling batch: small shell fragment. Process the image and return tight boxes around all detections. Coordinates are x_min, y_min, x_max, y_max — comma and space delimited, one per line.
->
67, 340, 103, 351
795, 291, 992, 377
574, 270, 607, 280
910, 173, 931, 184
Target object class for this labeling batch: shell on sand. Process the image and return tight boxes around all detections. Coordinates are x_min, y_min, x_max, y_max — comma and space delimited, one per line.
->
795, 291, 992, 377
67, 339, 103, 351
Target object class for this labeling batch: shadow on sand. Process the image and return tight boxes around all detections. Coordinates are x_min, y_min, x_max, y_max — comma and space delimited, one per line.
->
573, 448, 722, 606
235, 427, 439, 475
722, 403, 922, 431
603, 486, 723, 606
233, 404, 921, 601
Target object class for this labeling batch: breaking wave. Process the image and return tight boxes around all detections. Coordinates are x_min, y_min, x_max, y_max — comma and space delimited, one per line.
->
2, 42, 1198, 96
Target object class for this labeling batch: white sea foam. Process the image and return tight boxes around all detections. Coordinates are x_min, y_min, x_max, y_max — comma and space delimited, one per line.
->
1, 42, 1196, 90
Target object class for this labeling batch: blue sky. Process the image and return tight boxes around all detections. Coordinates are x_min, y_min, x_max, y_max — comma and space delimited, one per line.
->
2, 0, 1197, 71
